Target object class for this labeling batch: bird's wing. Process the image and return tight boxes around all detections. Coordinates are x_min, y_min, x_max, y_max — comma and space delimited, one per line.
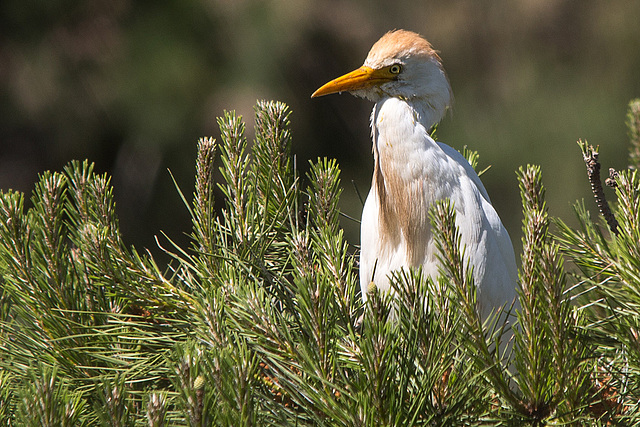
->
436, 141, 491, 203
436, 141, 518, 314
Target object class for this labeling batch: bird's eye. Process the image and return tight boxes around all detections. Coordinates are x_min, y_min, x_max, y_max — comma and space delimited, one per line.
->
389, 64, 402, 74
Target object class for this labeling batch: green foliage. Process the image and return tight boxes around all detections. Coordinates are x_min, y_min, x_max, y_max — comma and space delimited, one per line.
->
556, 169, 640, 423
462, 145, 491, 177
627, 99, 640, 170
1, 99, 640, 425
17, 364, 88, 427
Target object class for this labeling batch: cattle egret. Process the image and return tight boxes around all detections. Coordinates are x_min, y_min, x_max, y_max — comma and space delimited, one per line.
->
312, 30, 518, 319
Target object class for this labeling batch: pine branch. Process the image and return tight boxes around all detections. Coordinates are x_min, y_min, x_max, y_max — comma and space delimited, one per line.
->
516, 166, 553, 418
627, 98, 640, 170
578, 140, 619, 235
519, 165, 598, 422
17, 364, 88, 426
193, 136, 217, 260
430, 200, 520, 414
146, 392, 168, 427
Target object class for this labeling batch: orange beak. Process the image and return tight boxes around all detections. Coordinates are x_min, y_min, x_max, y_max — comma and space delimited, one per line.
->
311, 66, 395, 98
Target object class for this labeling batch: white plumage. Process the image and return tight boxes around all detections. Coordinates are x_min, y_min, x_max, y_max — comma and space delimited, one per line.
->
312, 30, 517, 319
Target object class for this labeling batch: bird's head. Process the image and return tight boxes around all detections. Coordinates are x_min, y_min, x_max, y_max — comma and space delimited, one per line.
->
312, 30, 453, 119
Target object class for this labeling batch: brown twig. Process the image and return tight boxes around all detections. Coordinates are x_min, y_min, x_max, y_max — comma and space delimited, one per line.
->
578, 140, 619, 236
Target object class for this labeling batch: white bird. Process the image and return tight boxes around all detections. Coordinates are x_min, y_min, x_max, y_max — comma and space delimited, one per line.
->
312, 30, 518, 319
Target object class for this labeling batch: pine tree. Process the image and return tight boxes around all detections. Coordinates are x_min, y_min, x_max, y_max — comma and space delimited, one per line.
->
1, 99, 639, 425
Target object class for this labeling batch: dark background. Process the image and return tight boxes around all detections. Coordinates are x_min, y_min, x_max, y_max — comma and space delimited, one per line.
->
1, 0, 639, 260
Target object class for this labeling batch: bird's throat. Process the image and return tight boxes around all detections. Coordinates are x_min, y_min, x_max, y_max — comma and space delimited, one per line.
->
370, 97, 440, 265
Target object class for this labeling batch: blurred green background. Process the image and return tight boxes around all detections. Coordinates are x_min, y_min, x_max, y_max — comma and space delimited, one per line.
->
1, 0, 639, 259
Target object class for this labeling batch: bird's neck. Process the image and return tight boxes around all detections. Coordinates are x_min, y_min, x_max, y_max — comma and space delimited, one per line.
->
370, 96, 443, 163
370, 96, 445, 264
